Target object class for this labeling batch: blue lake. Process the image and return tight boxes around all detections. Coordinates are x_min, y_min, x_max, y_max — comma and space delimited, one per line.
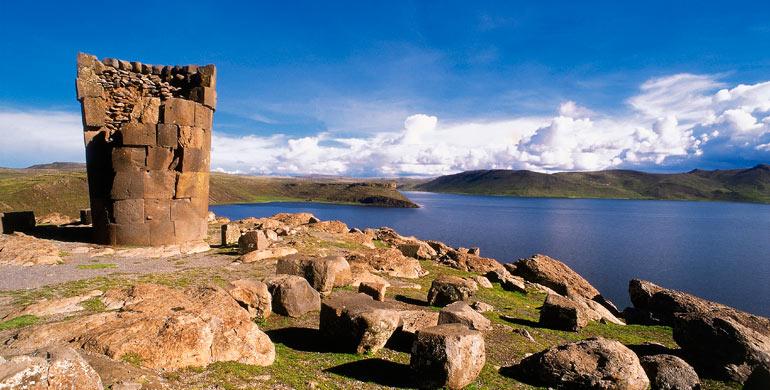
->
212, 191, 770, 316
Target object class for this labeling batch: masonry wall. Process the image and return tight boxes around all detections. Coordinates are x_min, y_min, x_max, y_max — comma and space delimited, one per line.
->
76, 53, 216, 246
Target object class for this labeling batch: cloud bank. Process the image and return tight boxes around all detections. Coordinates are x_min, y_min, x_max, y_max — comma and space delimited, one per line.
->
2, 73, 769, 175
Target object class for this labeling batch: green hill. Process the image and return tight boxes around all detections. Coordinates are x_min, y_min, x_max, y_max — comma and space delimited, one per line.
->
0, 166, 417, 218
415, 164, 770, 204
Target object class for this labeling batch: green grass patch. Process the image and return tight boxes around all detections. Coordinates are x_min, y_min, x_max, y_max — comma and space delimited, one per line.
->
77, 263, 117, 270
372, 239, 389, 249
80, 297, 106, 312
120, 352, 144, 367
0, 315, 39, 331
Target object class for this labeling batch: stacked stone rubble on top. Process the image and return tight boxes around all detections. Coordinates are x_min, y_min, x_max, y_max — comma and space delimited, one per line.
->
76, 53, 216, 246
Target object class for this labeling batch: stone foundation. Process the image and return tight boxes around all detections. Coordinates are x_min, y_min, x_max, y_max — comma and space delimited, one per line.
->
76, 53, 216, 246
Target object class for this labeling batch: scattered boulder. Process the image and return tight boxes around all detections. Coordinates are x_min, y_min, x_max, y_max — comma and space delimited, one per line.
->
539, 293, 589, 332
410, 323, 486, 390
346, 248, 425, 279
639, 354, 701, 390
311, 220, 349, 234
238, 230, 269, 254
0, 345, 103, 389
507, 337, 649, 390
358, 279, 388, 301
240, 247, 298, 263
438, 301, 492, 331
472, 275, 493, 289
397, 241, 437, 260
427, 275, 478, 307
226, 279, 272, 320
264, 275, 321, 317
470, 301, 494, 313
319, 292, 400, 354
485, 268, 526, 293
276, 255, 352, 296
271, 212, 317, 227
512, 254, 616, 313
221, 223, 241, 246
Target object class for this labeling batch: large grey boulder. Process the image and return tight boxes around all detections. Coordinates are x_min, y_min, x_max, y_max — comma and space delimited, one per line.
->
410, 323, 485, 389
319, 292, 400, 354
639, 354, 700, 390
427, 275, 478, 307
507, 337, 649, 390
264, 275, 321, 317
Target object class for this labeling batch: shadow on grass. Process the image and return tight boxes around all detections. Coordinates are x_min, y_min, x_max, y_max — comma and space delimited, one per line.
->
325, 358, 414, 388
265, 327, 332, 353
394, 294, 429, 307
499, 315, 540, 328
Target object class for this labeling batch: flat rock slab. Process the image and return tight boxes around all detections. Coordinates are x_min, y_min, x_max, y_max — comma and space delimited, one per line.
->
438, 301, 492, 331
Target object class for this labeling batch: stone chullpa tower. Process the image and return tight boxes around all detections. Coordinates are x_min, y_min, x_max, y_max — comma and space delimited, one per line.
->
76, 53, 215, 246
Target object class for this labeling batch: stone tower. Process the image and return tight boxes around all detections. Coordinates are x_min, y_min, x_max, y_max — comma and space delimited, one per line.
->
76, 53, 215, 246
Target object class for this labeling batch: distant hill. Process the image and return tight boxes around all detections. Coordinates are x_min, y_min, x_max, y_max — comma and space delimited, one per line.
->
414, 164, 770, 204
0, 165, 417, 217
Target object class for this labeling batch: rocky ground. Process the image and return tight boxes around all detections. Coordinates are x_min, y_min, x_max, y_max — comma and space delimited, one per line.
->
0, 212, 767, 389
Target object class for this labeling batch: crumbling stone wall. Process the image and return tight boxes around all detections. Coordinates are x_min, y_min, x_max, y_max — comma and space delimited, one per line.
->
76, 53, 216, 246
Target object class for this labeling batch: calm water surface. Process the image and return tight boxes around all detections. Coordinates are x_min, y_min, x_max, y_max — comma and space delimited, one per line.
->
212, 192, 770, 316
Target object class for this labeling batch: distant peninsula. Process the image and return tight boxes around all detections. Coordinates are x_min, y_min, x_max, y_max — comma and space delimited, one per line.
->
0, 163, 417, 217
409, 164, 770, 204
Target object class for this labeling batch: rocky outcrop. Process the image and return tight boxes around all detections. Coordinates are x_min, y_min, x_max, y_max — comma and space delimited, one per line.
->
276, 255, 352, 296
0, 233, 62, 266
512, 254, 617, 313
507, 337, 649, 390
629, 279, 770, 382
346, 248, 425, 279
264, 275, 321, 317
11, 290, 103, 318
0, 345, 104, 389
438, 301, 492, 331
319, 293, 400, 354
427, 275, 478, 307
77, 284, 275, 369
639, 354, 701, 390
410, 323, 486, 390
226, 279, 272, 320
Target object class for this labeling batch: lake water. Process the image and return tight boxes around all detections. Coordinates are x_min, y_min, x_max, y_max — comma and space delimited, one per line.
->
212, 192, 770, 316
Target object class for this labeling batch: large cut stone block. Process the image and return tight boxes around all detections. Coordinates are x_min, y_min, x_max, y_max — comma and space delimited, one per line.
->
171, 198, 198, 220
120, 122, 156, 146
198, 64, 217, 88
111, 171, 145, 200
148, 220, 175, 245
319, 292, 400, 354
112, 199, 145, 224
179, 126, 205, 148
1, 211, 36, 233
190, 87, 217, 110
163, 98, 196, 126
76, 79, 104, 100
157, 124, 178, 148
180, 148, 209, 172
146, 147, 173, 170
81, 97, 106, 127
144, 170, 175, 199
173, 218, 206, 242
410, 324, 486, 390
112, 147, 146, 172
144, 199, 171, 221
194, 104, 213, 129
110, 222, 150, 246
176, 172, 209, 198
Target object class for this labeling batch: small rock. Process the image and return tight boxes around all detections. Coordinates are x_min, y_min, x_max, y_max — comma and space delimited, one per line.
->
410, 323, 486, 390
473, 275, 493, 289
358, 280, 388, 301
438, 301, 492, 331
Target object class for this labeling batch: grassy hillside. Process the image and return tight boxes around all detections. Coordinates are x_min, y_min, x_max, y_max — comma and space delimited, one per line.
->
415, 164, 770, 204
0, 166, 417, 218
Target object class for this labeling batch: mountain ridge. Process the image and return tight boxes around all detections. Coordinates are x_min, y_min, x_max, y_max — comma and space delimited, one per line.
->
413, 165, 770, 204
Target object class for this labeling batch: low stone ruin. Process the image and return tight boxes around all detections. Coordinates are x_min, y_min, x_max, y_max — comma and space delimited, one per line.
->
75, 53, 216, 246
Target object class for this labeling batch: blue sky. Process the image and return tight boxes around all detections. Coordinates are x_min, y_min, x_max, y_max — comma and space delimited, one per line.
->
1, 1, 769, 175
